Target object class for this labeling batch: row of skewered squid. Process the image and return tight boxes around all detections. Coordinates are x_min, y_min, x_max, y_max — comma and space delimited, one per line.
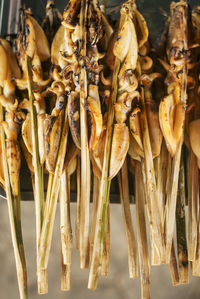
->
1, 0, 200, 298
0, 36, 28, 299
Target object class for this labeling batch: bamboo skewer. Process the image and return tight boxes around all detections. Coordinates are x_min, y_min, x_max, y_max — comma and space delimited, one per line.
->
169, 241, 180, 286
79, 0, 91, 269
89, 1, 140, 286
118, 159, 138, 278
26, 56, 47, 293
152, 157, 164, 265
176, 155, 189, 284
60, 171, 73, 266
165, 141, 183, 263
61, 259, 71, 291
90, 175, 99, 261
135, 161, 150, 299
101, 204, 110, 277
154, 142, 168, 224
60, 170, 72, 290
139, 76, 165, 264
193, 222, 200, 276
152, 143, 168, 264
60, 149, 78, 290
45, 173, 54, 215
88, 56, 120, 289
0, 88, 28, 299
38, 104, 69, 271
76, 155, 81, 251
187, 151, 198, 261
16, 15, 51, 293
163, 1, 188, 264
141, 161, 160, 265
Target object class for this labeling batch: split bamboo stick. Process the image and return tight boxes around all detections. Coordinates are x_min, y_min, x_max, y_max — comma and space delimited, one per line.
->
118, 159, 138, 278
79, 0, 91, 269
135, 161, 150, 299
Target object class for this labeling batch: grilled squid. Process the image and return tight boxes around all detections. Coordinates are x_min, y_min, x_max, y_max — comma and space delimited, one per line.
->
44, 81, 68, 173
159, 1, 188, 157
15, 10, 50, 90
1, 110, 25, 196
42, 0, 62, 45
20, 92, 46, 165
0, 39, 21, 109
109, 2, 144, 179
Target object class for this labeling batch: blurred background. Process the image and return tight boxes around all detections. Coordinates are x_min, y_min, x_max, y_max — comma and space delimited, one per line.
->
0, 201, 200, 298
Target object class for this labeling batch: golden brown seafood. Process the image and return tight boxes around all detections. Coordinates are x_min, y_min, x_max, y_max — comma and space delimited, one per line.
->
44, 81, 68, 173
109, 123, 129, 180
67, 91, 81, 149
113, 18, 133, 62
51, 25, 65, 65
22, 113, 33, 155
159, 92, 186, 157
134, 9, 148, 49
167, 1, 187, 67
129, 107, 143, 153
42, 0, 62, 44
15, 11, 50, 90
140, 72, 163, 158
28, 16, 50, 61
0, 39, 20, 111
159, 1, 188, 157
1, 111, 25, 196
115, 91, 140, 123
62, 0, 81, 29
146, 102, 163, 158
20, 92, 46, 165
0, 43, 8, 88
0, 39, 21, 80
87, 97, 103, 151
44, 111, 64, 173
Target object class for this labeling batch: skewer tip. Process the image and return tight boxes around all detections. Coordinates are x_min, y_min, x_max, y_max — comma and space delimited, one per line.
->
37, 269, 48, 294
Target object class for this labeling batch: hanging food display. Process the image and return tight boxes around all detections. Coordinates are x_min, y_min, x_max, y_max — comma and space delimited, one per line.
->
1, 0, 200, 298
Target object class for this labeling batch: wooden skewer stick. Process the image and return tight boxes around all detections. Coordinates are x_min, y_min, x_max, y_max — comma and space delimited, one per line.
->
26, 56, 47, 293
88, 57, 120, 290
60, 170, 72, 291
164, 1, 188, 264
118, 159, 138, 278
176, 155, 188, 284
101, 204, 110, 277
192, 222, 200, 276
90, 175, 99, 260
135, 161, 150, 299
187, 151, 198, 261
38, 104, 69, 272
154, 142, 168, 227
139, 63, 165, 263
153, 143, 168, 265
169, 241, 180, 286
76, 155, 81, 251
79, 0, 91, 269
61, 257, 70, 291
60, 171, 73, 266
165, 140, 183, 263
0, 88, 28, 299
101, 204, 110, 276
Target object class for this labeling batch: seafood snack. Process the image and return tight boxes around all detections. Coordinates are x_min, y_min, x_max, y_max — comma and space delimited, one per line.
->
1, 1, 200, 299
